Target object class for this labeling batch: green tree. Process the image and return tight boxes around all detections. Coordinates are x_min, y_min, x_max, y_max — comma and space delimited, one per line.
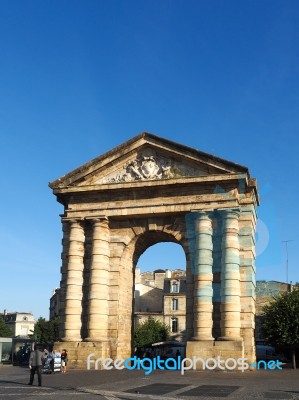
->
134, 319, 170, 350
0, 316, 13, 337
262, 289, 299, 369
31, 317, 60, 345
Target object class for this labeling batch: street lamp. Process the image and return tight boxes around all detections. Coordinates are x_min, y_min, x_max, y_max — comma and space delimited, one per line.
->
282, 240, 293, 284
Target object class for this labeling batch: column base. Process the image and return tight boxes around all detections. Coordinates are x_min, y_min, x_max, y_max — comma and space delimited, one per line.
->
191, 336, 214, 341
186, 339, 244, 370
54, 340, 111, 369
186, 340, 215, 362
217, 336, 243, 341
61, 337, 82, 342
84, 337, 107, 342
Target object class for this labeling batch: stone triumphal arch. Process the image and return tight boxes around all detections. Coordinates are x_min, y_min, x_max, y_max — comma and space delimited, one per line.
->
49, 133, 259, 367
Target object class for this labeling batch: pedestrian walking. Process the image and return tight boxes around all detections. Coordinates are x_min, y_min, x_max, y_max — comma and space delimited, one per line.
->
28, 345, 46, 386
61, 349, 68, 373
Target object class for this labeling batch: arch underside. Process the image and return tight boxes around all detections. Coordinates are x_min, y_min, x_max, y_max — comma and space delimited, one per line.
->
113, 214, 192, 358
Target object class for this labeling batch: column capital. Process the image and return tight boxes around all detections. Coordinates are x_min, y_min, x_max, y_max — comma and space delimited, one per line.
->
218, 208, 240, 219
190, 210, 214, 218
61, 217, 84, 225
194, 213, 213, 237
187, 211, 213, 235
86, 215, 108, 223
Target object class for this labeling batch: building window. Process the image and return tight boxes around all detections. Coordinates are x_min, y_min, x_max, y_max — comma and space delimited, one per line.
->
171, 318, 178, 333
21, 325, 29, 335
172, 299, 178, 311
171, 283, 179, 293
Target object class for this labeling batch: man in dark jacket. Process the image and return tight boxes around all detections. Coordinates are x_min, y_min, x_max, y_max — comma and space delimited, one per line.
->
28, 345, 45, 386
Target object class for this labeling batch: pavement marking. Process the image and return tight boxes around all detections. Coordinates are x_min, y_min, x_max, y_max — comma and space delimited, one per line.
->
0, 386, 51, 390
0, 392, 89, 397
77, 388, 121, 399
77, 388, 184, 400
0, 386, 92, 397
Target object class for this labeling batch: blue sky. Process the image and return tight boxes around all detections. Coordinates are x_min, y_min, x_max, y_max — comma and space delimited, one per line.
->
0, 0, 298, 320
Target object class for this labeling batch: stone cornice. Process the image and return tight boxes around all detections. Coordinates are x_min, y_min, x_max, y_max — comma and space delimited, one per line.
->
52, 173, 250, 193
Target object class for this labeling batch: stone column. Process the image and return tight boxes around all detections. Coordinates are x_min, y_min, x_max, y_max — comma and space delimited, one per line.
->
192, 212, 214, 341
62, 219, 85, 342
219, 209, 242, 340
59, 220, 70, 339
85, 217, 110, 341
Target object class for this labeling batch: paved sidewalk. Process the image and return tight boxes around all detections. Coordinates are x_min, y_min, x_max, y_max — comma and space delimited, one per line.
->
0, 366, 299, 399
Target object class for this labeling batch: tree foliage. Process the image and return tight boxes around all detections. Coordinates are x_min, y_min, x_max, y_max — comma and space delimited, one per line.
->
134, 319, 170, 349
262, 289, 299, 368
0, 316, 13, 337
31, 317, 60, 345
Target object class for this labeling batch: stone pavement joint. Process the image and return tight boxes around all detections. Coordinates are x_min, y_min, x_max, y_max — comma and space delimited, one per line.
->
77, 388, 188, 400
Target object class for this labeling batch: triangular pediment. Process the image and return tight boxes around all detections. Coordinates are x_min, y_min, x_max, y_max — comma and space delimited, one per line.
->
49, 132, 248, 189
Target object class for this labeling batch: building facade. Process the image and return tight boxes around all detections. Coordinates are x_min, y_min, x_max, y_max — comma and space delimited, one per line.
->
163, 277, 186, 341
255, 281, 293, 341
2, 311, 35, 337
49, 288, 61, 320
134, 268, 187, 340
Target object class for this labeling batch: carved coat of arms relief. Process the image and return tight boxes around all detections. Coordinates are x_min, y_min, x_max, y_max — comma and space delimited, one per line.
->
96, 150, 201, 184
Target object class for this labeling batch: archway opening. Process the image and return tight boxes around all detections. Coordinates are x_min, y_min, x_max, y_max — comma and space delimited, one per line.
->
133, 240, 187, 358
